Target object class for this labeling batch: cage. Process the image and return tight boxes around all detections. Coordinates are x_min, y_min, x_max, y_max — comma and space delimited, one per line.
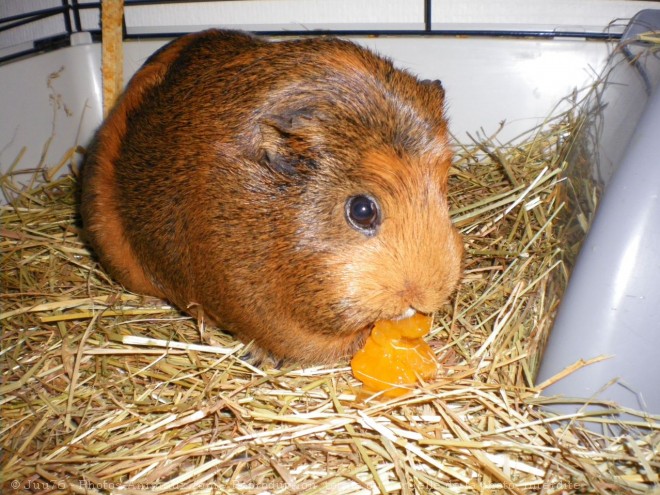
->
1, 1, 659, 493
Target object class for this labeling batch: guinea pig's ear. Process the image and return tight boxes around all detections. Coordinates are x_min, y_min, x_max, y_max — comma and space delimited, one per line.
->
257, 108, 320, 176
268, 108, 317, 133
421, 79, 446, 100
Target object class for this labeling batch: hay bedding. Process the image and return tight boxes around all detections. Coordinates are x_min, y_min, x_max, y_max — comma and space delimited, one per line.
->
1, 99, 659, 494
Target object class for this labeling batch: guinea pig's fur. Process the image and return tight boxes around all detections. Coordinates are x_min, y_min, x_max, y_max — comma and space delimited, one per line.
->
80, 29, 463, 364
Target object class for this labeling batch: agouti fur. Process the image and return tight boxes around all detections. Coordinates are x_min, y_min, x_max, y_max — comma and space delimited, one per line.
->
80, 29, 463, 363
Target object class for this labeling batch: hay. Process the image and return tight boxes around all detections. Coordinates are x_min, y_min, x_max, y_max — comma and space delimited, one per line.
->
2, 103, 659, 494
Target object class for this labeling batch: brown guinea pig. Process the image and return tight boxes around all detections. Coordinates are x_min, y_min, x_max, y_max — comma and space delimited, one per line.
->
80, 29, 463, 364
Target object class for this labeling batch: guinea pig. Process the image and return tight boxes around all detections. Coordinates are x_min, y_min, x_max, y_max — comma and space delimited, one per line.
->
80, 29, 463, 364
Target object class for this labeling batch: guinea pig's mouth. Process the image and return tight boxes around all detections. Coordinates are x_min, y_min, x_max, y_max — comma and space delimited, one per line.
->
346, 309, 419, 356
362, 308, 419, 328
342, 308, 420, 348
393, 307, 417, 321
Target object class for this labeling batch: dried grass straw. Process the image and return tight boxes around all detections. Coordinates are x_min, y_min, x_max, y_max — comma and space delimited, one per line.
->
2, 92, 659, 494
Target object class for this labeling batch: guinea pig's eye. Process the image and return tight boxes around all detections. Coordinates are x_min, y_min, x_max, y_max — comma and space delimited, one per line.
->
345, 195, 381, 235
